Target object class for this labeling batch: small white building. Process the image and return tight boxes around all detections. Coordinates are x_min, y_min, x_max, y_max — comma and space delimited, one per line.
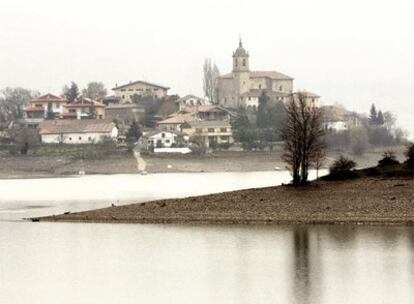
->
39, 120, 118, 144
147, 131, 189, 148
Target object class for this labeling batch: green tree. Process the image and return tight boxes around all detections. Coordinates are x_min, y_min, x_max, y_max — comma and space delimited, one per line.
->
126, 120, 142, 142
63, 82, 80, 103
377, 110, 385, 125
369, 104, 378, 125
46, 103, 55, 120
257, 91, 269, 128
231, 111, 252, 143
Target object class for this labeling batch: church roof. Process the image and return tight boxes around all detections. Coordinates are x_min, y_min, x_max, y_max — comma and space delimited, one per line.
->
233, 39, 249, 57
220, 70, 293, 80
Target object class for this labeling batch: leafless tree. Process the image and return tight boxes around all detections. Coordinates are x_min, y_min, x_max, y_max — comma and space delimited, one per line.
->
313, 149, 326, 180
280, 93, 325, 184
82, 82, 107, 101
203, 58, 220, 103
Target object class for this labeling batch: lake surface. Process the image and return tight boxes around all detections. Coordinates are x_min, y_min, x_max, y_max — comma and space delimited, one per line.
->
0, 171, 413, 304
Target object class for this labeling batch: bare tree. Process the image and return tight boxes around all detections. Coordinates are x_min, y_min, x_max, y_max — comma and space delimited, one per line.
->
313, 149, 326, 180
280, 93, 325, 184
0, 87, 39, 122
82, 82, 107, 101
203, 58, 220, 103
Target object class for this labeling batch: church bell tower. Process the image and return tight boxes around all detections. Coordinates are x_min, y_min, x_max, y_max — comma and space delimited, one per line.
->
232, 38, 250, 107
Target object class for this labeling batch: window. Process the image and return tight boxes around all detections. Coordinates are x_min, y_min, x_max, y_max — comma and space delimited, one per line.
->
242, 59, 246, 67
79, 137, 82, 141
161, 133, 166, 138
248, 97, 251, 101
88, 137, 92, 141
122, 95, 125, 99
208, 128, 215, 133
259, 85, 262, 89
69, 137, 72, 141
166, 139, 170, 144
121, 89, 126, 92
196, 128, 202, 133
279, 85, 283, 92
220, 136, 229, 141
220, 128, 227, 132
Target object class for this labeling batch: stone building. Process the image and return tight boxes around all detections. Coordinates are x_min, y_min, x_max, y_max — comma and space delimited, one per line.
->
217, 39, 294, 109
112, 80, 170, 102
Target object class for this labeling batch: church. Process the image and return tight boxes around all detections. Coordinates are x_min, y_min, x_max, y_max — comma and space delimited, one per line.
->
217, 40, 300, 109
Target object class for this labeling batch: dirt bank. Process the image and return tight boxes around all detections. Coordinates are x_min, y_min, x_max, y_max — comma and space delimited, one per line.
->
0, 146, 406, 178
36, 177, 414, 225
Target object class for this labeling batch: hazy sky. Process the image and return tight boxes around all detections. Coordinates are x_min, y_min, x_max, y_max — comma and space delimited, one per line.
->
1, 0, 413, 136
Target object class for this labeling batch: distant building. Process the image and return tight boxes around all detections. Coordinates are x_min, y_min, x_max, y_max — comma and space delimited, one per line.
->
322, 105, 361, 132
39, 119, 118, 144
102, 95, 122, 106
23, 94, 67, 127
157, 105, 234, 132
62, 98, 106, 120
182, 120, 234, 147
146, 130, 189, 148
112, 81, 170, 102
176, 95, 211, 110
288, 91, 321, 108
217, 39, 294, 108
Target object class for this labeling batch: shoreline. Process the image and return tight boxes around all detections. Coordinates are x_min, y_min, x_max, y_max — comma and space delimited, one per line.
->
0, 148, 406, 179
33, 176, 414, 226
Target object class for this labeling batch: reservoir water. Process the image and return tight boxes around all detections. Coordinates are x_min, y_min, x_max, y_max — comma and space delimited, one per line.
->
0, 171, 413, 304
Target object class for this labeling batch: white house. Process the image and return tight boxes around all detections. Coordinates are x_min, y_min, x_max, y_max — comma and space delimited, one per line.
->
147, 131, 189, 148
38, 120, 118, 144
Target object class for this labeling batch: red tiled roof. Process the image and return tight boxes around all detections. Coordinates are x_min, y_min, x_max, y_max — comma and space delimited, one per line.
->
24, 107, 45, 112
39, 119, 115, 135
65, 98, 105, 108
32, 93, 66, 103
158, 113, 196, 125
220, 70, 293, 80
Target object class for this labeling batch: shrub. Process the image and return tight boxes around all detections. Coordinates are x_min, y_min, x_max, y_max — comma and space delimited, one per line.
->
329, 155, 357, 174
404, 143, 414, 167
378, 150, 399, 167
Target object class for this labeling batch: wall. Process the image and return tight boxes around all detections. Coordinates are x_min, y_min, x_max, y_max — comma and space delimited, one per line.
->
41, 129, 117, 144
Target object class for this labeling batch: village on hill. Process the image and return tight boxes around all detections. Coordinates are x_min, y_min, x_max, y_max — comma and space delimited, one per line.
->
0, 40, 405, 160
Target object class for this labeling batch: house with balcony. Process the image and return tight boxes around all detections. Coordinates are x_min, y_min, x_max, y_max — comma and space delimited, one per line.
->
62, 98, 106, 120
181, 120, 234, 148
23, 94, 67, 127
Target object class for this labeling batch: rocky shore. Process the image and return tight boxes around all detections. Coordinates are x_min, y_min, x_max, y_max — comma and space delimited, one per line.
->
35, 176, 414, 225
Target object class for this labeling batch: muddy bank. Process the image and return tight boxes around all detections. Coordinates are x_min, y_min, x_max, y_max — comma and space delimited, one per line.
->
36, 177, 414, 225
0, 152, 137, 179
0, 146, 407, 178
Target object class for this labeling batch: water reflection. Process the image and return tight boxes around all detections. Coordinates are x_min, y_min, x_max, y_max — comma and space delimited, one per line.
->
293, 228, 311, 304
